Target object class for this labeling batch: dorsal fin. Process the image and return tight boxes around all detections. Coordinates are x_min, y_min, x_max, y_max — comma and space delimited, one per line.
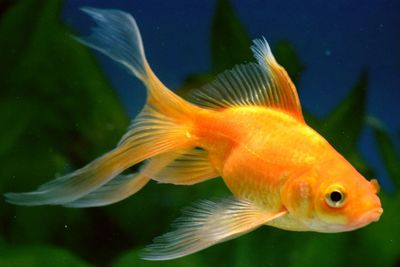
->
186, 38, 304, 122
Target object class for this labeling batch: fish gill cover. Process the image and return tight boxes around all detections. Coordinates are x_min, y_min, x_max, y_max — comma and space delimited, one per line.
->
0, 0, 399, 266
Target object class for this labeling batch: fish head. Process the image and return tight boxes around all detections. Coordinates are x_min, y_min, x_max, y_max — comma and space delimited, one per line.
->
312, 157, 382, 232
282, 157, 382, 232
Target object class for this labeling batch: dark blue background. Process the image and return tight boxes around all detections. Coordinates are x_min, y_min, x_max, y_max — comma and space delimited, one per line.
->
62, 0, 400, 189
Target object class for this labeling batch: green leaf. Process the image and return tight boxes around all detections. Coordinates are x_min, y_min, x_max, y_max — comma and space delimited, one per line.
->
211, 0, 252, 74
315, 70, 373, 176
368, 117, 400, 188
0, 0, 129, 189
319, 71, 367, 155
0, 0, 128, 261
0, 245, 91, 267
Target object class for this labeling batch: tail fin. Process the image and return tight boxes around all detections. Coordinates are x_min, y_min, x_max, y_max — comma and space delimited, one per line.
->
74, 8, 148, 80
75, 7, 192, 118
63, 173, 150, 208
5, 8, 201, 206
5, 106, 192, 206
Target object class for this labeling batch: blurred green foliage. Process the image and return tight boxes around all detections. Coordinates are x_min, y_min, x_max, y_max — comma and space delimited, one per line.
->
211, 0, 252, 74
0, 0, 399, 266
307, 71, 373, 177
0, 245, 90, 267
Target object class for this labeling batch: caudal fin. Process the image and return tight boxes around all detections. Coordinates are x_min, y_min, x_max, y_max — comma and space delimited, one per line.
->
75, 7, 192, 117
75, 7, 148, 81
5, 106, 193, 206
5, 8, 205, 206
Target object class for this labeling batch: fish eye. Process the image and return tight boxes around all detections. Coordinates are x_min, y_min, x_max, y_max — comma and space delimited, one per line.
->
325, 185, 346, 208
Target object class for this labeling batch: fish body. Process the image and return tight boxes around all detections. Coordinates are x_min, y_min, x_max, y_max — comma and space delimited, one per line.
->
5, 8, 382, 260
194, 107, 321, 204
193, 105, 379, 233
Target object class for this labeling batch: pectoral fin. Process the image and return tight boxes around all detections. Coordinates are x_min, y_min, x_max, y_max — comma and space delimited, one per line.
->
142, 198, 286, 260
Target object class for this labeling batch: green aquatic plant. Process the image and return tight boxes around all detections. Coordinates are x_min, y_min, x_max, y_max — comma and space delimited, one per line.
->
0, 0, 129, 264
0, 245, 90, 267
0, 0, 399, 266
309, 71, 373, 177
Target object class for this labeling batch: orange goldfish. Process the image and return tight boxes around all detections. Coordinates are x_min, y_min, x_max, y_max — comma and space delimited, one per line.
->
5, 8, 382, 260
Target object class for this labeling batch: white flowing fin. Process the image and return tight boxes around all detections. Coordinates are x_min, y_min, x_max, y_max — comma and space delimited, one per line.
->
5, 8, 202, 207
141, 198, 287, 260
75, 7, 147, 81
4, 107, 192, 206
186, 38, 304, 122
148, 148, 219, 185
63, 148, 186, 208
76, 7, 198, 118
63, 173, 150, 208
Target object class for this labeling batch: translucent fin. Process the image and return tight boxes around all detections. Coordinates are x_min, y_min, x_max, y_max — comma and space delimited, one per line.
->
63, 173, 150, 208
4, 107, 191, 206
5, 9, 203, 207
148, 148, 218, 185
142, 198, 286, 260
76, 7, 147, 81
186, 38, 304, 122
76, 8, 198, 118
64, 147, 186, 208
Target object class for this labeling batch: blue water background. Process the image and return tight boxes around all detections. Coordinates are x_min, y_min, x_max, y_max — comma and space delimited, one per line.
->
63, 0, 400, 190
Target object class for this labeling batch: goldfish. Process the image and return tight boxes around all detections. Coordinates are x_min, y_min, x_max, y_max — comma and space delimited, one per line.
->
5, 8, 382, 260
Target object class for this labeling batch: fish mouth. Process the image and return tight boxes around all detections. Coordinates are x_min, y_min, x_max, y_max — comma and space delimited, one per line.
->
351, 207, 383, 229
366, 207, 383, 222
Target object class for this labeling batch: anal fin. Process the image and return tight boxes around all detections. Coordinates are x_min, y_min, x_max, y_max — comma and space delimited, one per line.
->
146, 148, 219, 185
